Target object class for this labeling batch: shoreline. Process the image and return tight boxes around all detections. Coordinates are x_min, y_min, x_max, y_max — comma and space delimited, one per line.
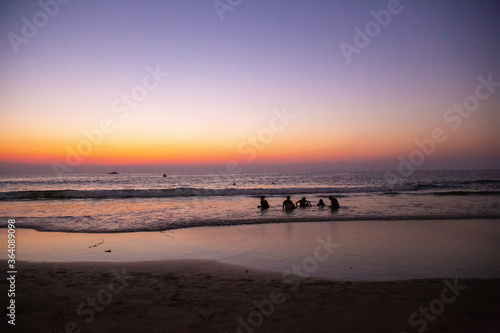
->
2, 219, 500, 281
7, 259, 500, 332
4, 215, 500, 234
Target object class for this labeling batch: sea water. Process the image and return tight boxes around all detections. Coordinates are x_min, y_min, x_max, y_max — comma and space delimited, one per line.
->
0, 170, 499, 232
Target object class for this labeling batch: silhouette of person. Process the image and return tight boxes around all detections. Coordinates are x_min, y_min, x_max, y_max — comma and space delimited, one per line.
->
296, 197, 312, 208
317, 199, 326, 207
259, 196, 270, 210
282, 196, 296, 211
328, 196, 340, 210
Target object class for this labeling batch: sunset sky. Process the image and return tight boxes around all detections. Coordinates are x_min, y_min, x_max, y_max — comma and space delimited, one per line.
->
1, 0, 499, 174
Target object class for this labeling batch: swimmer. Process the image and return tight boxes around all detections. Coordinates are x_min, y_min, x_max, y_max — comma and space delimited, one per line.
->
328, 196, 340, 210
296, 197, 312, 208
282, 196, 296, 211
259, 196, 270, 210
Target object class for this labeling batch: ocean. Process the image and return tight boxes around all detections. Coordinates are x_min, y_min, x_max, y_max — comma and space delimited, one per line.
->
0, 170, 499, 233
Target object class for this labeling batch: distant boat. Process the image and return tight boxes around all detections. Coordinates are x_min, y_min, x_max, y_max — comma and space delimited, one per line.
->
163, 174, 167, 177
108, 172, 119, 174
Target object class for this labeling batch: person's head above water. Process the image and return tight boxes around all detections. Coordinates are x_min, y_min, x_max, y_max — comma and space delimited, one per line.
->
260, 196, 266, 199
302, 197, 306, 200
286, 196, 290, 200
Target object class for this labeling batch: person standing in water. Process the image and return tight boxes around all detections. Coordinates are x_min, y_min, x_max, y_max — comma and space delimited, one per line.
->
282, 196, 296, 211
328, 196, 340, 210
259, 196, 270, 210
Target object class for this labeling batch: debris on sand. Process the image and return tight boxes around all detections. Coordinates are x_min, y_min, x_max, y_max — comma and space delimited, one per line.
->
89, 240, 104, 248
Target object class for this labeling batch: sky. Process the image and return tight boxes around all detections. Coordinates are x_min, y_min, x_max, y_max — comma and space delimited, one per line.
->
0, 0, 499, 174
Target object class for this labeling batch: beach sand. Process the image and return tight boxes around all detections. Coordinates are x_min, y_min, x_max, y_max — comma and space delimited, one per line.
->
5, 260, 500, 332
2, 220, 500, 332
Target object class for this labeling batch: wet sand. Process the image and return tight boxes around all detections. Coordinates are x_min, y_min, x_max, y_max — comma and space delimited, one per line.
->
2, 220, 500, 280
5, 260, 500, 333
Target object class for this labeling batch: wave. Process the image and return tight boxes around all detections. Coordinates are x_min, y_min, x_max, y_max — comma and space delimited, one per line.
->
3, 215, 500, 233
429, 190, 500, 196
415, 179, 500, 190
1, 186, 500, 201
0, 185, 421, 200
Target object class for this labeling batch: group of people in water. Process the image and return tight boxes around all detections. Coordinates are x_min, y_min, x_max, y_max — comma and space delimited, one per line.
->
259, 195, 339, 211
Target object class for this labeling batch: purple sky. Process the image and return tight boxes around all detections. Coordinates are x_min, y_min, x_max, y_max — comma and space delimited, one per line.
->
0, 0, 499, 174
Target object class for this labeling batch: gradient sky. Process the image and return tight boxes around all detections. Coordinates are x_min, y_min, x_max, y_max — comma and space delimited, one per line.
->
1, 0, 499, 174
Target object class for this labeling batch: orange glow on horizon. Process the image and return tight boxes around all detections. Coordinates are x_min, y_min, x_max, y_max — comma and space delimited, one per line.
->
2, 125, 496, 167
0, 138, 406, 166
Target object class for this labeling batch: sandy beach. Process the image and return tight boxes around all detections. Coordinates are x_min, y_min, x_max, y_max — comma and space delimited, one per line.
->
1, 220, 500, 332
4, 260, 499, 332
